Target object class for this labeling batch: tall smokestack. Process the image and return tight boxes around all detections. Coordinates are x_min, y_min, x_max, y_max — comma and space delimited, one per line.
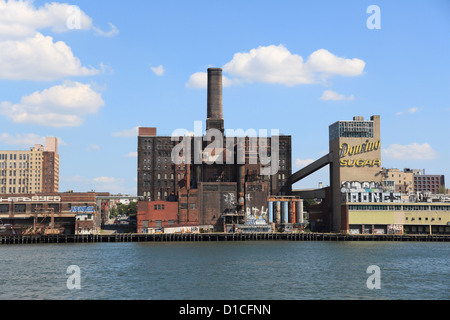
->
206, 68, 224, 133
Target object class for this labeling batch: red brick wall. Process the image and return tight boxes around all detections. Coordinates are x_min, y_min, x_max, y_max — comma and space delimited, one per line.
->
137, 201, 178, 231
138, 127, 157, 136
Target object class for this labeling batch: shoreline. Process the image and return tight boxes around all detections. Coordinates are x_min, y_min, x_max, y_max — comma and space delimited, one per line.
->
1, 232, 449, 245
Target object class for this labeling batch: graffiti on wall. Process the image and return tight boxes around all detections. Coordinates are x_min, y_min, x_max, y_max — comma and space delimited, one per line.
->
223, 193, 236, 210
387, 224, 403, 235
341, 181, 383, 193
245, 206, 268, 224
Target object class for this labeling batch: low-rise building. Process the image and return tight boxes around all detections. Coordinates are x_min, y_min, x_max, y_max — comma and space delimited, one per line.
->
342, 196, 450, 235
0, 191, 109, 235
137, 200, 179, 233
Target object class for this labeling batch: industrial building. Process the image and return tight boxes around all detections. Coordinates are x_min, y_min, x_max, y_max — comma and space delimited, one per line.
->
137, 68, 450, 235
295, 115, 450, 235
0, 191, 109, 235
137, 68, 298, 233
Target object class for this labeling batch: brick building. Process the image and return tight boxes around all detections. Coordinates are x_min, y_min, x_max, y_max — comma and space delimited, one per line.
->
137, 68, 292, 232
413, 169, 445, 194
0, 137, 59, 194
0, 191, 109, 235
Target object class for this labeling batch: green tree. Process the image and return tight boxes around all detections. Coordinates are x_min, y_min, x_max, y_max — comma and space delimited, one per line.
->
127, 201, 137, 215
303, 198, 318, 211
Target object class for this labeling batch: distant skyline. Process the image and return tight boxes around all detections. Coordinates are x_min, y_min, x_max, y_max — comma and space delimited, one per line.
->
0, 0, 449, 195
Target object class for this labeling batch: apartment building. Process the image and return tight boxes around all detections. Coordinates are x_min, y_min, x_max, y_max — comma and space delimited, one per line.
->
0, 137, 59, 194
413, 169, 445, 194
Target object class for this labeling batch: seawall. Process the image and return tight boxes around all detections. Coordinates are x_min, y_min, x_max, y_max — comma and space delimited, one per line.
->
1, 232, 449, 245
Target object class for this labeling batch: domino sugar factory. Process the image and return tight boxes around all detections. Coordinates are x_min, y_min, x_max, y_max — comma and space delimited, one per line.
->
136, 68, 450, 236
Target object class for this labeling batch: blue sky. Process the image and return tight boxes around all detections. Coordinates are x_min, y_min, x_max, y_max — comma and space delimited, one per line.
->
0, 0, 449, 194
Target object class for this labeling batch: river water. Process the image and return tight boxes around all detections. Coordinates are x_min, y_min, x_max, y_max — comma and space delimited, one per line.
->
0, 241, 448, 300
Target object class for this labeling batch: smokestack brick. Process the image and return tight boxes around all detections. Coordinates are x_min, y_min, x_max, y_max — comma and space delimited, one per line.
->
206, 68, 224, 133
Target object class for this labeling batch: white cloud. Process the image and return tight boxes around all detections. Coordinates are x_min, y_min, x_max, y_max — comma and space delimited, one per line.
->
93, 176, 115, 184
396, 107, 421, 116
0, 133, 45, 147
0, 81, 104, 127
125, 151, 138, 158
223, 45, 314, 86
87, 144, 100, 151
0, 133, 67, 148
187, 45, 366, 88
93, 23, 119, 37
186, 72, 207, 88
382, 143, 438, 160
150, 65, 165, 76
295, 158, 315, 168
111, 126, 140, 137
306, 49, 365, 77
0, 1, 118, 40
0, 32, 99, 81
0, 1, 117, 81
0, 1, 93, 40
62, 175, 135, 194
185, 71, 236, 89
320, 90, 355, 101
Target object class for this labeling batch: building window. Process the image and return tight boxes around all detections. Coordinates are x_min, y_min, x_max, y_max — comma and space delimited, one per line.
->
14, 204, 26, 213
0, 204, 9, 213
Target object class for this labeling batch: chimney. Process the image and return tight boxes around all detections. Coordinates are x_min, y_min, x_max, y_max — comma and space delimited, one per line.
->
206, 68, 224, 133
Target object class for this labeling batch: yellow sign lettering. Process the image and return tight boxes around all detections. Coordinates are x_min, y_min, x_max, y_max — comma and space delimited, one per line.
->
340, 159, 381, 168
340, 140, 380, 158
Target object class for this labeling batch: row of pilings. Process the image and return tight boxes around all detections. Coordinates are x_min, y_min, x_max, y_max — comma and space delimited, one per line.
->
1, 232, 449, 245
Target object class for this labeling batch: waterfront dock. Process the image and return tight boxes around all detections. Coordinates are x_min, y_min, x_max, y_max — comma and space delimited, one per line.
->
1, 232, 449, 245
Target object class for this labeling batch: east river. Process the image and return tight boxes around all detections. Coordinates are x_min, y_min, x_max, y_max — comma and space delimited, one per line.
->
0, 241, 448, 300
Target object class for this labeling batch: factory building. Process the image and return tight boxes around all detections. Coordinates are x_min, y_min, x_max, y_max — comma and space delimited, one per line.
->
137, 68, 294, 233
326, 115, 450, 234
136, 69, 449, 235
328, 115, 383, 232
0, 191, 109, 235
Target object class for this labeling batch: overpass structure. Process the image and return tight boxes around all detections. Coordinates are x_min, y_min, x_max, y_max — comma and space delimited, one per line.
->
278, 152, 333, 199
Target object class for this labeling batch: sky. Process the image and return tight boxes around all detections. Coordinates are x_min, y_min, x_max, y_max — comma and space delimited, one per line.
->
0, 0, 449, 195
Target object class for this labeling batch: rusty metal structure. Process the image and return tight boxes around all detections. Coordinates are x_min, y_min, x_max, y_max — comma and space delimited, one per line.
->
23, 207, 64, 235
